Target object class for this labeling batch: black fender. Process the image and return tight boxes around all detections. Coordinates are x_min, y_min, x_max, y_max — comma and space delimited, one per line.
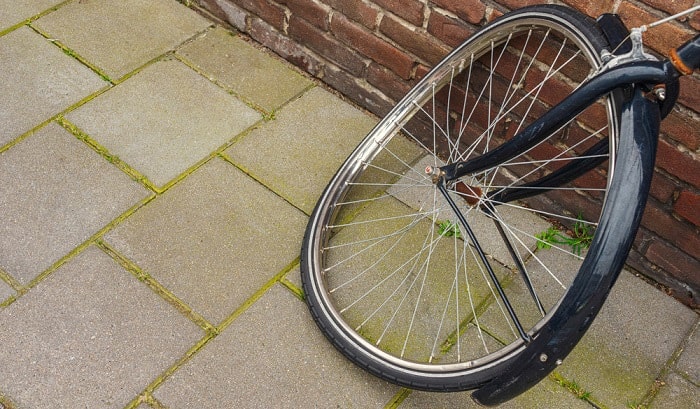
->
471, 86, 661, 406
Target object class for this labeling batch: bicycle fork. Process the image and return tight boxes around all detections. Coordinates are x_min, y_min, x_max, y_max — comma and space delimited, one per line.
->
470, 78, 662, 406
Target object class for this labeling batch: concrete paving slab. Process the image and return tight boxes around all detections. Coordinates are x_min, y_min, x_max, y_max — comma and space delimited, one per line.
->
556, 271, 697, 408
388, 155, 553, 270
650, 372, 700, 408
225, 86, 377, 214
104, 159, 307, 325
400, 377, 593, 408
0, 278, 13, 302
33, 0, 211, 79
676, 321, 699, 384
475, 246, 582, 343
0, 122, 150, 284
177, 26, 312, 113
0, 26, 105, 146
284, 265, 302, 290
0, 245, 203, 408
66, 59, 260, 188
155, 284, 399, 408
0, 0, 63, 32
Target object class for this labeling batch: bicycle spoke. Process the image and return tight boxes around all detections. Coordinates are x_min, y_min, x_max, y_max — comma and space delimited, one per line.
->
302, 6, 618, 389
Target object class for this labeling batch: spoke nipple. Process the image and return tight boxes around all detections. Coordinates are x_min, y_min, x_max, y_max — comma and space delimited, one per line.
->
556, 359, 563, 366
539, 353, 548, 362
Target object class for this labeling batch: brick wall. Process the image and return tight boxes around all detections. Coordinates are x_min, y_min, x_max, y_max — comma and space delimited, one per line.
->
193, 0, 700, 307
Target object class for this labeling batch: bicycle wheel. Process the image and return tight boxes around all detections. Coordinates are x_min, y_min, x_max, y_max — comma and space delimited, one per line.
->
301, 5, 620, 391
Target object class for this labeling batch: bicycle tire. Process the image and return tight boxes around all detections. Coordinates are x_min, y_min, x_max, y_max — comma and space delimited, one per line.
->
301, 5, 624, 391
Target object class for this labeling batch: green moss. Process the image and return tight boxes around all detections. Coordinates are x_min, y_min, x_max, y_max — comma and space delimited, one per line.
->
550, 372, 593, 401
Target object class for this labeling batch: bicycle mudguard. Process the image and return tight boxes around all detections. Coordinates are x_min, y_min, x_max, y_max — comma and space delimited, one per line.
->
471, 87, 661, 406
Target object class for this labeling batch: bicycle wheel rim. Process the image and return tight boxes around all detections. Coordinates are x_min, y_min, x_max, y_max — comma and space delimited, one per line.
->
303, 6, 618, 388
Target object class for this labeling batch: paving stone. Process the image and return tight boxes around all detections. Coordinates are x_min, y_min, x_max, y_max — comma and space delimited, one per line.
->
285, 265, 302, 290
400, 378, 592, 408
0, 0, 63, 31
0, 26, 105, 146
676, 320, 700, 384
226, 87, 377, 214
33, 0, 210, 79
155, 284, 398, 408
650, 372, 699, 408
177, 26, 312, 113
104, 159, 307, 325
556, 271, 697, 408
0, 245, 203, 408
66, 59, 260, 188
0, 278, 13, 302
0, 122, 150, 284
389, 155, 552, 269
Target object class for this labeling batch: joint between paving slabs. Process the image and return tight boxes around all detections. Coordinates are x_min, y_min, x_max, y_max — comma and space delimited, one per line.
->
27, 24, 114, 84
126, 332, 217, 409
123, 388, 169, 409
549, 372, 601, 407
0, 0, 73, 37
172, 25, 318, 120
0, 193, 157, 309
172, 49, 273, 119
215, 256, 303, 333
384, 388, 412, 409
96, 240, 219, 336
122, 259, 304, 408
55, 116, 160, 193
217, 152, 311, 216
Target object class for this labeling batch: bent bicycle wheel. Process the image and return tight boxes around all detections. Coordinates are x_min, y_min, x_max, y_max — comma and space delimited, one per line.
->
301, 5, 622, 391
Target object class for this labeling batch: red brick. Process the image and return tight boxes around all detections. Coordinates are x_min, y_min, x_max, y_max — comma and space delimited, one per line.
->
677, 76, 699, 114
379, 14, 450, 66
639, 0, 695, 16
366, 62, 412, 102
655, 139, 700, 187
373, 0, 425, 26
561, 0, 613, 16
323, 64, 393, 116
486, 8, 503, 22
199, 0, 249, 31
691, 9, 700, 31
330, 14, 414, 79
660, 110, 700, 151
288, 16, 366, 76
633, 226, 654, 250
237, 0, 286, 30
427, 9, 473, 48
645, 239, 700, 287
414, 64, 431, 81
278, 0, 330, 30
641, 199, 700, 257
320, 0, 379, 29
248, 18, 323, 76
528, 141, 567, 169
649, 170, 679, 203
497, 0, 545, 11
431, 0, 486, 24
618, 2, 696, 56
674, 190, 700, 226
635, 242, 700, 308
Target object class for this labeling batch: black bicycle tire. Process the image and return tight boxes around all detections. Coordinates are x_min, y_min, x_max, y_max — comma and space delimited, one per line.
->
301, 4, 629, 392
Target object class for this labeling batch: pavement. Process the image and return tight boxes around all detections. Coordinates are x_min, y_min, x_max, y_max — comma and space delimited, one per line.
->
0, 1, 697, 408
